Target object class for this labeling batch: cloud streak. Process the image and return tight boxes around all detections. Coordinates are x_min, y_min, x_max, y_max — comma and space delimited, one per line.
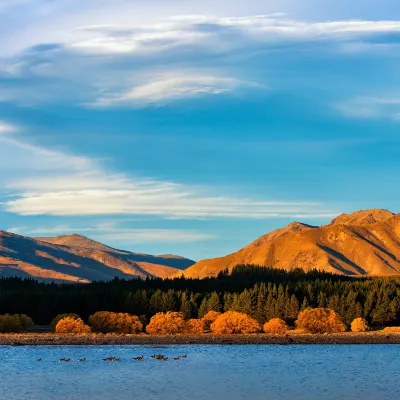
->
89, 75, 262, 107
0, 121, 337, 219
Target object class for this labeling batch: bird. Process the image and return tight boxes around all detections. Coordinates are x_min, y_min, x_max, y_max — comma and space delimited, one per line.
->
113, 357, 120, 361
60, 358, 70, 362
149, 354, 156, 359
37, 358, 42, 362
173, 357, 180, 361
180, 354, 187, 358
133, 355, 144, 361
78, 358, 86, 362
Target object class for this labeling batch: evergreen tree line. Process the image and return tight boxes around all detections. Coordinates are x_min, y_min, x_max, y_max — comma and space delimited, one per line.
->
0, 265, 399, 327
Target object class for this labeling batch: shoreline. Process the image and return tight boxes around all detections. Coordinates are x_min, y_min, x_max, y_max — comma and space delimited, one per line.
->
2, 332, 400, 345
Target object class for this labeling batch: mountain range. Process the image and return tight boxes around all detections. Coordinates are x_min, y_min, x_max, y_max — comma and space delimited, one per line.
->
175, 209, 400, 278
2, 209, 400, 282
0, 231, 194, 282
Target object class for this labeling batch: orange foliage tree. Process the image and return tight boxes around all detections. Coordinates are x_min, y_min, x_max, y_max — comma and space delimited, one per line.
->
202, 311, 221, 331
295, 308, 346, 334
55, 317, 91, 334
210, 311, 261, 334
51, 313, 80, 332
351, 317, 369, 332
88, 311, 142, 333
146, 312, 186, 335
185, 319, 206, 334
263, 318, 289, 334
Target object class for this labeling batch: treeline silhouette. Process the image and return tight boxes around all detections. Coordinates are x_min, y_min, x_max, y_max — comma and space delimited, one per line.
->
0, 265, 399, 327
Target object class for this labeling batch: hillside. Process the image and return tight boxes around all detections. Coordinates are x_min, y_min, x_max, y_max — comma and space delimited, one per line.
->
0, 231, 194, 282
175, 209, 400, 278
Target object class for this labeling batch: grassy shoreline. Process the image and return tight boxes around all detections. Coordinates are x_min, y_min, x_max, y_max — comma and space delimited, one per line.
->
2, 332, 400, 345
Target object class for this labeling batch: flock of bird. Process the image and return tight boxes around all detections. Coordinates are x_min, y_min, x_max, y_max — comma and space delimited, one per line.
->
36, 354, 187, 363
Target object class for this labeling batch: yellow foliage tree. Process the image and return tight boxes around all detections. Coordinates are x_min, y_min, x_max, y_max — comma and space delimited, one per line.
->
202, 311, 221, 331
51, 313, 80, 332
295, 308, 346, 334
88, 311, 142, 333
55, 317, 91, 334
210, 311, 261, 334
263, 318, 289, 334
351, 317, 369, 332
146, 312, 186, 335
186, 319, 206, 334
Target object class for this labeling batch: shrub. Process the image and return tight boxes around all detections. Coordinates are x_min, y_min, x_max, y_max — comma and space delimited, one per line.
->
202, 311, 221, 331
351, 317, 369, 332
210, 311, 261, 334
88, 311, 142, 334
295, 308, 346, 334
146, 312, 186, 335
0, 314, 34, 333
55, 317, 91, 334
263, 318, 289, 334
51, 313, 80, 332
186, 319, 206, 334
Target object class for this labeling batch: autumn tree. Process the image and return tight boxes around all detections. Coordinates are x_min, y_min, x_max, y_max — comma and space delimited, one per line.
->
0, 314, 33, 333
51, 313, 80, 332
185, 318, 205, 334
55, 317, 91, 334
263, 318, 289, 334
351, 317, 369, 332
202, 311, 221, 331
88, 311, 142, 333
146, 312, 186, 335
295, 308, 346, 334
210, 311, 261, 334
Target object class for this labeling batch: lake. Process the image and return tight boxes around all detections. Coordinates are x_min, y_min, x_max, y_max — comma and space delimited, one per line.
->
0, 344, 399, 400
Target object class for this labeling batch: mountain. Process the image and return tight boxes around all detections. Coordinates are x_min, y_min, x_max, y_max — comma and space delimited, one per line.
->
0, 231, 194, 282
175, 209, 400, 278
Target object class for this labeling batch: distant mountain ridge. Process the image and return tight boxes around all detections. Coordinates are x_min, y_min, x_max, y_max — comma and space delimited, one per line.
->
175, 209, 400, 278
0, 231, 194, 282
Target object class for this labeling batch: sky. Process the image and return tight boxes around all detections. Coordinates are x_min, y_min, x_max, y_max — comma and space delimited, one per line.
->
1, 0, 400, 261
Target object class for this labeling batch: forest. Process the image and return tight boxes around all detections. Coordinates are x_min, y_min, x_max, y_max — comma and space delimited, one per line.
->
0, 265, 399, 327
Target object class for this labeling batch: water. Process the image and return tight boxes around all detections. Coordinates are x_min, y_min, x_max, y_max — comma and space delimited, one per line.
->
0, 344, 399, 400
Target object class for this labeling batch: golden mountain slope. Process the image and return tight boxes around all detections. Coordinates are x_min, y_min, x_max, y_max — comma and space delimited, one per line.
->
0, 231, 194, 282
176, 209, 400, 278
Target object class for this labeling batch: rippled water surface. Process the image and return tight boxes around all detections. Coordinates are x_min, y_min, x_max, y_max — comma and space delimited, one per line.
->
1, 344, 400, 400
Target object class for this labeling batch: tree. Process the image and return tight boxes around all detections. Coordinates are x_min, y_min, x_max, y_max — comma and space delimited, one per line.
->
210, 311, 261, 334
55, 317, 91, 334
146, 312, 186, 335
88, 311, 142, 333
263, 318, 289, 334
0, 314, 33, 333
185, 319, 205, 334
208, 292, 222, 313
202, 311, 221, 331
351, 317, 369, 332
295, 308, 346, 334
180, 292, 194, 319
51, 313, 80, 332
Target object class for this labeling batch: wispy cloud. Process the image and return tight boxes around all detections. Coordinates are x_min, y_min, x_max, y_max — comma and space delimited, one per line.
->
335, 96, 400, 120
89, 75, 262, 107
1, 14, 400, 107
8, 224, 214, 243
0, 121, 337, 219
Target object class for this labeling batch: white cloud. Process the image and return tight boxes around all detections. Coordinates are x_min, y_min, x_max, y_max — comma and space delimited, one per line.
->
8, 225, 214, 243
89, 75, 262, 107
0, 121, 337, 219
335, 96, 400, 120
68, 16, 400, 56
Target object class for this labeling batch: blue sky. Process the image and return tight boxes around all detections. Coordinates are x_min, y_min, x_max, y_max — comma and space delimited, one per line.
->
1, 0, 400, 260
